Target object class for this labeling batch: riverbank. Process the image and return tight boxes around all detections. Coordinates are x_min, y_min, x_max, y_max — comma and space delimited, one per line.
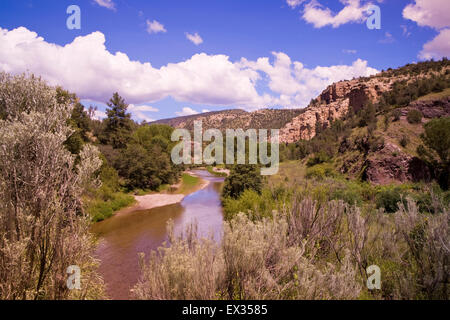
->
114, 171, 209, 216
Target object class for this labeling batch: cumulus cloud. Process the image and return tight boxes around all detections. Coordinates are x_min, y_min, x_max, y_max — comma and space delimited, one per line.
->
300, 0, 371, 28
202, 109, 211, 113
239, 52, 378, 107
419, 28, 450, 60
146, 20, 166, 34
403, 0, 450, 30
186, 32, 203, 45
93, 0, 116, 11
128, 104, 158, 122
402, 0, 450, 60
0, 26, 378, 110
176, 107, 199, 116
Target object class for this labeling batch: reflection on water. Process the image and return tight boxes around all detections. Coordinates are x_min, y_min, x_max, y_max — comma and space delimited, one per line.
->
91, 170, 225, 300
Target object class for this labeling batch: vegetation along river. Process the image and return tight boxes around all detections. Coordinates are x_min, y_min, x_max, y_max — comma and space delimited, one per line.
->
91, 170, 225, 300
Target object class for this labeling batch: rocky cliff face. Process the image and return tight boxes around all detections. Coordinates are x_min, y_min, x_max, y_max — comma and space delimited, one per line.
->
279, 77, 391, 143
362, 142, 431, 185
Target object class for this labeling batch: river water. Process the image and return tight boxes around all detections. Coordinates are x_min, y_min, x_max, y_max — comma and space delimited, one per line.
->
91, 170, 225, 300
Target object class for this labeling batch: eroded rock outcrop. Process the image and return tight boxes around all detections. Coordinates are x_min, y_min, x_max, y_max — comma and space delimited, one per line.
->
362, 143, 430, 185
408, 97, 450, 119
279, 78, 391, 143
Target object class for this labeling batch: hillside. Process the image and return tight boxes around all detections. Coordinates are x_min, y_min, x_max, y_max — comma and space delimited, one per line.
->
279, 59, 450, 187
152, 108, 304, 132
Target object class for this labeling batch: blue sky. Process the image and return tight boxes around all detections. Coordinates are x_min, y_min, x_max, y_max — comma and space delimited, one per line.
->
0, 0, 448, 121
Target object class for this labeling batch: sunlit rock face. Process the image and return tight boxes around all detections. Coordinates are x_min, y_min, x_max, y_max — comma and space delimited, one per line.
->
279, 77, 390, 143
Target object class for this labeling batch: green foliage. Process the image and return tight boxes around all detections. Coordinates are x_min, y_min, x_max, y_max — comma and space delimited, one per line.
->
206, 166, 228, 177
358, 102, 377, 128
176, 173, 200, 194
305, 163, 336, 180
222, 165, 262, 199
88, 192, 135, 222
116, 143, 172, 190
420, 117, 450, 165
418, 117, 450, 189
306, 152, 331, 167
379, 64, 450, 109
102, 92, 134, 149
407, 109, 423, 124
375, 186, 408, 213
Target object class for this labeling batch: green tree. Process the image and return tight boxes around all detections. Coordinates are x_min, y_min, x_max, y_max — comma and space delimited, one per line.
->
418, 117, 450, 189
407, 109, 423, 124
222, 165, 262, 199
102, 92, 133, 149
358, 102, 377, 128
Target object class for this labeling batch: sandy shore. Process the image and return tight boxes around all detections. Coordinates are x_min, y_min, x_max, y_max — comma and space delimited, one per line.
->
134, 193, 185, 211
126, 171, 210, 212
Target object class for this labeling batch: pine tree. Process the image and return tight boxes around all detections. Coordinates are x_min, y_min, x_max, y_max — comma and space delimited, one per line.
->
103, 92, 133, 149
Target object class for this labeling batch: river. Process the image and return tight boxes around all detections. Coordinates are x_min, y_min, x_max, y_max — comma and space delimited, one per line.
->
91, 170, 225, 300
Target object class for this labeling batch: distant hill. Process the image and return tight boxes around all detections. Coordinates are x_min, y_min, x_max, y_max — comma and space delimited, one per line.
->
152, 108, 304, 132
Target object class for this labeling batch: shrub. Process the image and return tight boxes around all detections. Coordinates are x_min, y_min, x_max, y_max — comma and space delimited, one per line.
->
407, 109, 423, 124
134, 202, 362, 300
132, 221, 223, 300
0, 72, 105, 299
222, 165, 262, 199
305, 163, 336, 180
418, 117, 450, 190
392, 109, 402, 122
306, 152, 330, 167
87, 192, 135, 222
399, 134, 409, 148
134, 196, 450, 300
375, 187, 407, 213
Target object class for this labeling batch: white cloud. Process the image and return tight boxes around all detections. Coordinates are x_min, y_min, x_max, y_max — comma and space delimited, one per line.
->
186, 32, 203, 45
176, 107, 199, 116
93, 0, 116, 11
286, 0, 307, 9
239, 52, 378, 108
202, 109, 211, 113
343, 49, 357, 54
127, 104, 158, 122
0, 26, 378, 110
146, 20, 166, 34
301, 0, 371, 28
93, 109, 107, 120
402, 0, 450, 60
419, 28, 450, 60
128, 104, 159, 112
403, 0, 450, 30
